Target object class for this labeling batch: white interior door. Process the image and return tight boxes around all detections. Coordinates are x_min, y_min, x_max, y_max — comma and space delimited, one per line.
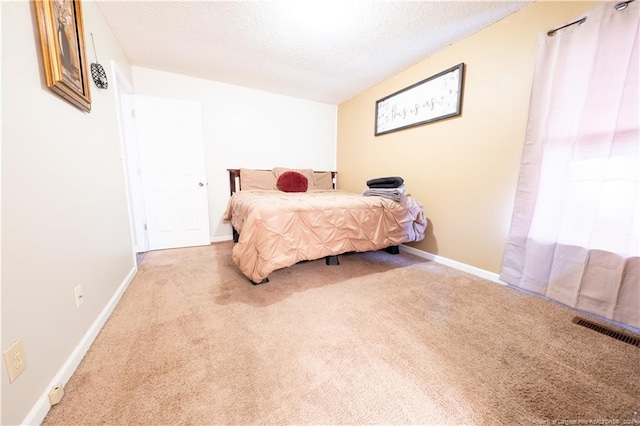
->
135, 96, 211, 250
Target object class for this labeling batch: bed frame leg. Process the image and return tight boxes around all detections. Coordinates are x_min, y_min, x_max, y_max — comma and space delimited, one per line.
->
232, 227, 239, 243
325, 255, 340, 265
385, 245, 400, 255
250, 277, 269, 285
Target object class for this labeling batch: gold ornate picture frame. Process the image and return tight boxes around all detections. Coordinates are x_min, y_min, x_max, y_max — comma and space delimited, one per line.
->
35, 0, 91, 112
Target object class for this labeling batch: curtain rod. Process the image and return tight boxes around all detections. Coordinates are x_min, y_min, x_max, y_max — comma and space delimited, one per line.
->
547, 17, 587, 37
547, 0, 635, 37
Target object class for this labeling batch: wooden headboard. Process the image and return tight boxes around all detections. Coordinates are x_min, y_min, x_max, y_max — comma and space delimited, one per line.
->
227, 169, 337, 196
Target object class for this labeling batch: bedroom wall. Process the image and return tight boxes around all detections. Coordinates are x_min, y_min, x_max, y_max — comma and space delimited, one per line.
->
1, 2, 135, 424
336, 0, 604, 274
132, 67, 337, 240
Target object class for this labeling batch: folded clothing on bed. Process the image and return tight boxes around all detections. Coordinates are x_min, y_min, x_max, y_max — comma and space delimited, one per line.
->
362, 184, 406, 202
366, 176, 404, 188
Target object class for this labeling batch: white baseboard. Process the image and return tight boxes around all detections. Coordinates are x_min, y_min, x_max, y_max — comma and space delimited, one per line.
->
211, 235, 233, 243
399, 244, 506, 286
22, 266, 138, 426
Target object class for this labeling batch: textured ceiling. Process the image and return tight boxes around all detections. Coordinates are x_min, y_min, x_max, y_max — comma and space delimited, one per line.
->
97, 1, 531, 104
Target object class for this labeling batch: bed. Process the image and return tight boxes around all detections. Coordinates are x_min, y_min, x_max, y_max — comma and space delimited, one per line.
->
223, 168, 427, 284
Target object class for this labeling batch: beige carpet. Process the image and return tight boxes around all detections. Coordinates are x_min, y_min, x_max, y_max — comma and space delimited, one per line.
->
44, 242, 640, 425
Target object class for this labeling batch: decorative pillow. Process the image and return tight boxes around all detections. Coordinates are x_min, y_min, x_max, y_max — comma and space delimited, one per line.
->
273, 167, 316, 190
240, 169, 276, 190
276, 171, 308, 192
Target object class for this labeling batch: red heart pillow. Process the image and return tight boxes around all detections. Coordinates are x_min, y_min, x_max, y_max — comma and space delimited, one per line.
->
276, 171, 308, 192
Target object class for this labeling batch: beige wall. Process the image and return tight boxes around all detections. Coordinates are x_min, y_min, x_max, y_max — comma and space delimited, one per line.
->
1, 1, 134, 424
337, 1, 603, 273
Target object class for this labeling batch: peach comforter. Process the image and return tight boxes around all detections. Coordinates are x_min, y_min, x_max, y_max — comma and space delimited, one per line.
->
223, 190, 427, 282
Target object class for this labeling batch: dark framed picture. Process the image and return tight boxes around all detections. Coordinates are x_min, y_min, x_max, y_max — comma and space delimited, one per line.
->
375, 63, 464, 136
35, 0, 92, 112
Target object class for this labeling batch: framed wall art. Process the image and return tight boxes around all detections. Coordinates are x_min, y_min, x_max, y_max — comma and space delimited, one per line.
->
35, 0, 92, 112
375, 63, 464, 136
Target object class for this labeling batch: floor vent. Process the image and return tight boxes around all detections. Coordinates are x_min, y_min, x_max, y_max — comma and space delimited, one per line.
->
572, 316, 639, 347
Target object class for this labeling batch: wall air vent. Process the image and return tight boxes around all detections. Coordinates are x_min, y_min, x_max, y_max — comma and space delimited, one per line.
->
572, 316, 639, 347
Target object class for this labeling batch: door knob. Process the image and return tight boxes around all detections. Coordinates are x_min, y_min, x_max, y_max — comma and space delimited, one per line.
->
198, 182, 205, 187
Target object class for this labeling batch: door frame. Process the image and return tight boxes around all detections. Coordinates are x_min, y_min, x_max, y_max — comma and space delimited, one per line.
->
112, 61, 149, 256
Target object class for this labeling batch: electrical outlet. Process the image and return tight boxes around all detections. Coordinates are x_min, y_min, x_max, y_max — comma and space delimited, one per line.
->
3, 339, 27, 383
74, 285, 84, 308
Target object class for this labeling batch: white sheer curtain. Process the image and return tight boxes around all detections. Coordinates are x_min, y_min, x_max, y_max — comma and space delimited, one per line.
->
501, 2, 639, 329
